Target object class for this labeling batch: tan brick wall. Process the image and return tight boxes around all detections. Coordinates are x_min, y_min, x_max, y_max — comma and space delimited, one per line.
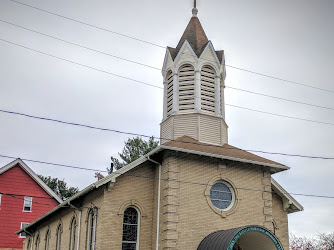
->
23, 187, 104, 250
159, 152, 283, 250
272, 193, 289, 250
100, 162, 155, 250
22, 152, 290, 250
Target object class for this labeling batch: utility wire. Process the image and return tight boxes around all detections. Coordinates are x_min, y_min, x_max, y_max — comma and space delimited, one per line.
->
0, 155, 334, 200
0, 38, 162, 90
2, 19, 334, 112
6, 0, 334, 94
1, 35, 334, 127
0, 110, 334, 160
0, 19, 161, 71
226, 104, 334, 126
0, 154, 108, 172
226, 87, 334, 111
1, 39, 334, 126
0, 191, 55, 200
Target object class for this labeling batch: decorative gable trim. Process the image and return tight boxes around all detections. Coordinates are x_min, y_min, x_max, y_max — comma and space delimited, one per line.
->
199, 41, 221, 67
271, 178, 303, 213
162, 48, 173, 77
0, 159, 62, 203
173, 40, 199, 68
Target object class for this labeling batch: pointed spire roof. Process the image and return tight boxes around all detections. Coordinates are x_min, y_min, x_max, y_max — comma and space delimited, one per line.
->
168, 16, 209, 60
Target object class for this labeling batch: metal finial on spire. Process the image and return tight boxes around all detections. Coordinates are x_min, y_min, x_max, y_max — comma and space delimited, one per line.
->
192, 0, 198, 17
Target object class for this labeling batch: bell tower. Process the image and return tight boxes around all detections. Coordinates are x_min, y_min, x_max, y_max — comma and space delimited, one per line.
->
160, 4, 228, 146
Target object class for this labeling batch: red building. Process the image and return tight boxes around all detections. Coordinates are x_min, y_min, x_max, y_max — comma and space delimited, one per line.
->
0, 159, 62, 249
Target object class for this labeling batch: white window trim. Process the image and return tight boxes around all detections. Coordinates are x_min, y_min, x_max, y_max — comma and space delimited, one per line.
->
19, 222, 29, 238
23, 196, 32, 212
121, 206, 141, 250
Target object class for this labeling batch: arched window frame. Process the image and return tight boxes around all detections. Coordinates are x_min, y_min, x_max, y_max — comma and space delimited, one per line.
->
26, 237, 32, 250
69, 216, 77, 250
121, 206, 140, 250
86, 207, 98, 250
35, 232, 40, 250
178, 63, 195, 114
165, 70, 174, 118
56, 222, 62, 250
200, 65, 217, 115
44, 227, 51, 250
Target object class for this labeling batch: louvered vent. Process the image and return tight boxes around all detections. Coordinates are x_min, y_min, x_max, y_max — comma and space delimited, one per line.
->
178, 64, 195, 114
166, 70, 174, 117
201, 66, 216, 115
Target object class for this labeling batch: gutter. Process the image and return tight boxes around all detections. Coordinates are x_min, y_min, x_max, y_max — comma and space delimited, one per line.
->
147, 156, 161, 250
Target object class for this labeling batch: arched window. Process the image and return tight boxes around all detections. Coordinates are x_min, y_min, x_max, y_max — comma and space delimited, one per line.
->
35, 233, 40, 250
87, 207, 98, 250
45, 228, 50, 250
165, 70, 174, 118
26, 238, 32, 250
122, 207, 140, 250
56, 223, 62, 250
200, 65, 216, 115
69, 217, 77, 250
178, 64, 195, 114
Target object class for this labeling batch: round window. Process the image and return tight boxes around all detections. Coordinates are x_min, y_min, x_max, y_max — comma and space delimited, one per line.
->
210, 181, 234, 210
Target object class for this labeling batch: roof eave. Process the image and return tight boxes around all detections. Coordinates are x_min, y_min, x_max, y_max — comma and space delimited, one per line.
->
271, 178, 304, 213
160, 145, 289, 172
0, 159, 62, 203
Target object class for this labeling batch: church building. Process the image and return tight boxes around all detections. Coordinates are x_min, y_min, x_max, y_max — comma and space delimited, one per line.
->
18, 4, 303, 250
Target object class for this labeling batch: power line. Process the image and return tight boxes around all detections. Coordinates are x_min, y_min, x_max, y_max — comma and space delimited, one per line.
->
0, 19, 161, 71
1, 39, 334, 127
2, 35, 334, 127
0, 191, 55, 200
226, 104, 334, 126
0, 154, 108, 172
226, 87, 334, 111
1, 155, 334, 200
2, 19, 334, 112
0, 38, 162, 90
0, 109, 334, 160
6, 0, 334, 94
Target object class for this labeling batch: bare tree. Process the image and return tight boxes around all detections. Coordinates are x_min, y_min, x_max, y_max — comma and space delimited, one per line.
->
290, 233, 334, 250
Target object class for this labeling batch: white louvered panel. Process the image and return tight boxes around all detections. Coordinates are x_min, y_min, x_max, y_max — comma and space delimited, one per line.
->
178, 65, 195, 114
173, 114, 198, 139
201, 66, 216, 115
160, 117, 173, 144
200, 115, 221, 145
166, 71, 174, 117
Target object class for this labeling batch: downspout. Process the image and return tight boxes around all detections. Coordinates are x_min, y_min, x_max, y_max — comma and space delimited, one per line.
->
147, 156, 161, 250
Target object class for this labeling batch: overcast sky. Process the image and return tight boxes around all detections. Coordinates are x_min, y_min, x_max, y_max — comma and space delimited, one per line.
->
0, 0, 333, 237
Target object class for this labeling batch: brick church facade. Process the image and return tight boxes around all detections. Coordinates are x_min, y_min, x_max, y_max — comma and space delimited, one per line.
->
19, 5, 302, 250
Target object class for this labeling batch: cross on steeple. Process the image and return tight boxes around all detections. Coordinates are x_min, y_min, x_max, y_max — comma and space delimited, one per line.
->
192, 0, 198, 17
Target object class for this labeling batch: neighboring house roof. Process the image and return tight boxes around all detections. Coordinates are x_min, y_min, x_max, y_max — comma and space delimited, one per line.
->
271, 178, 303, 213
167, 16, 224, 62
18, 139, 298, 234
0, 158, 63, 203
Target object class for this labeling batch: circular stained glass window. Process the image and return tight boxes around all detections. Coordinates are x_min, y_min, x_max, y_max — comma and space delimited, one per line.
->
210, 181, 234, 210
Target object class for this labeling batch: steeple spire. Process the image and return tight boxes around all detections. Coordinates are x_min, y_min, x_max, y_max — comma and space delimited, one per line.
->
192, 0, 198, 17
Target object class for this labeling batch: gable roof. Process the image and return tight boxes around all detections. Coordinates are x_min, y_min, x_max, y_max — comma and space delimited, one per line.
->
0, 159, 63, 203
17, 140, 298, 234
162, 136, 288, 171
271, 178, 303, 213
168, 17, 224, 63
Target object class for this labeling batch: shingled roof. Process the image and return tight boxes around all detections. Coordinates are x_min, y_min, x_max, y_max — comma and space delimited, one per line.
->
163, 136, 286, 169
168, 16, 223, 62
